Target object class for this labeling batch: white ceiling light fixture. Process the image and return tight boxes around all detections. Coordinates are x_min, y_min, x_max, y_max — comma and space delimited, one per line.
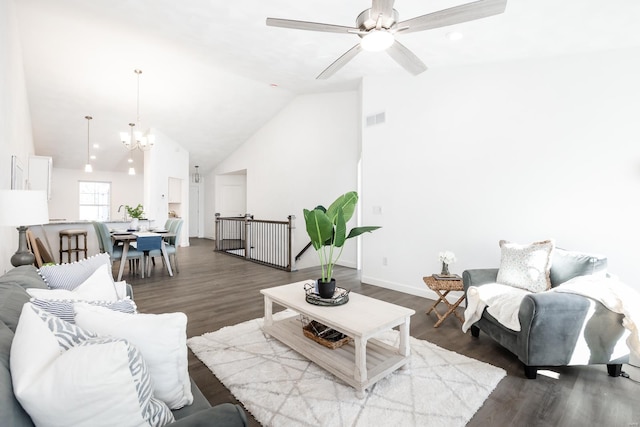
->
84, 115, 93, 173
120, 69, 155, 152
446, 31, 464, 41
193, 165, 200, 183
360, 29, 395, 52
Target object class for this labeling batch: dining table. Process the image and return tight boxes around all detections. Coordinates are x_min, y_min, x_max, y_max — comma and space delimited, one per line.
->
111, 230, 175, 281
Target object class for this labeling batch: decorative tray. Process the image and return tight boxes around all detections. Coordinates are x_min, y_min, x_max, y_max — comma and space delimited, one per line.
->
303, 282, 349, 306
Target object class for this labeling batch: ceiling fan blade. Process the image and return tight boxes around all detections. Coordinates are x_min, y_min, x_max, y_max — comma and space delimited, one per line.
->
398, 0, 507, 34
317, 44, 362, 80
371, 0, 395, 17
386, 40, 428, 75
266, 17, 357, 34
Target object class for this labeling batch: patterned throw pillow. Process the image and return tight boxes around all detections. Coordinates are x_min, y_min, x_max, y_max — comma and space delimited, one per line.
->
10, 304, 175, 427
38, 253, 111, 290
30, 297, 137, 324
496, 239, 555, 293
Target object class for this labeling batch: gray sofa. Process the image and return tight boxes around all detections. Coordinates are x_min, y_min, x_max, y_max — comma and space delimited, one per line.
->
463, 249, 629, 379
0, 265, 247, 426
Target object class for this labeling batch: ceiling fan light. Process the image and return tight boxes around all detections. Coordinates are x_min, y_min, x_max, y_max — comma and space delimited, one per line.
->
84, 163, 93, 173
128, 167, 136, 175
360, 30, 394, 52
446, 31, 463, 41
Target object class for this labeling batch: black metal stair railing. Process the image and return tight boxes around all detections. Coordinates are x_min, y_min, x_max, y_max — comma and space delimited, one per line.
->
214, 213, 296, 271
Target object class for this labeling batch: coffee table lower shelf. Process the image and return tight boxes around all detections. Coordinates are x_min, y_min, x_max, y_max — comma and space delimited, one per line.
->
263, 315, 409, 396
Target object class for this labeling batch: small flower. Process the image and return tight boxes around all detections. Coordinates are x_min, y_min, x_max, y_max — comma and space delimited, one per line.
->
439, 251, 456, 265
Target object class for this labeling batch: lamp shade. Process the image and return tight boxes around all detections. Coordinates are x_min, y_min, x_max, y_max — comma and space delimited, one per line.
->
0, 190, 50, 226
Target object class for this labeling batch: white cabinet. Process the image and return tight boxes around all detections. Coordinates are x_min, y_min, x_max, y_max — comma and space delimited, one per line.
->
28, 156, 52, 200
168, 177, 182, 203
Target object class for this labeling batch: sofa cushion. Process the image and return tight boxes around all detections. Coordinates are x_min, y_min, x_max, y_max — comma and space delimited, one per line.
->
11, 304, 174, 427
0, 266, 47, 291
0, 282, 31, 333
75, 304, 193, 410
27, 263, 126, 301
496, 239, 555, 293
38, 253, 111, 290
550, 248, 608, 287
0, 322, 33, 427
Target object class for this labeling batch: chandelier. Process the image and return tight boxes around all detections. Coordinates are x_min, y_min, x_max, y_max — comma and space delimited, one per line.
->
84, 115, 93, 173
120, 69, 155, 151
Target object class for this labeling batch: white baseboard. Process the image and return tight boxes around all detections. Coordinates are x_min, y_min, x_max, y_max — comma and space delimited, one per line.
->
361, 276, 432, 299
361, 275, 467, 306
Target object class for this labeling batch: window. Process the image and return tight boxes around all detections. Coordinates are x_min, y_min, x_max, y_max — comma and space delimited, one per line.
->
79, 181, 111, 221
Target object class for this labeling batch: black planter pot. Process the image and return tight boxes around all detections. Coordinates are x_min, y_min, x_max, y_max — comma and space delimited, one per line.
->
317, 278, 336, 299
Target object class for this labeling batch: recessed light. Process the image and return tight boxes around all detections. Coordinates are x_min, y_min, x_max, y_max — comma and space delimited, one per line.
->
93, 143, 100, 149
128, 158, 133, 163
446, 31, 463, 41
90, 155, 96, 160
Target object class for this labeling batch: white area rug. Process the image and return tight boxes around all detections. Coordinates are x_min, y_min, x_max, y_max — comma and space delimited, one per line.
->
188, 311, 506, 427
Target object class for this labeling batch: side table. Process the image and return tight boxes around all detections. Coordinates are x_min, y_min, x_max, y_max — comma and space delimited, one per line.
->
423, 275, 466, 328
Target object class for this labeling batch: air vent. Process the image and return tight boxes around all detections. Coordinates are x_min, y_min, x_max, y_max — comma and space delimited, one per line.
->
365, 112, 386, 127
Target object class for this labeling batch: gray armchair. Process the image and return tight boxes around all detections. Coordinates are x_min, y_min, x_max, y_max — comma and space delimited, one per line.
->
463, 249, 629, 379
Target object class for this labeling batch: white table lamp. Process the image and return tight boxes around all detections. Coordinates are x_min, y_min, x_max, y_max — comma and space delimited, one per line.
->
0, 190, 50, 267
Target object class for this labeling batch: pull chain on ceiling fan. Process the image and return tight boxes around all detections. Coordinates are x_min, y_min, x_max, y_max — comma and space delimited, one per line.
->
266, 0, 507, 79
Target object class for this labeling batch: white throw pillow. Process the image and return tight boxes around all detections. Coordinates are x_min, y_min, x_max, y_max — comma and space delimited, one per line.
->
10, 304, 174, 427
496, 239, 555, 293
74, 304, 193, 410
27, 263, 126, 301
38, 253, 111, 290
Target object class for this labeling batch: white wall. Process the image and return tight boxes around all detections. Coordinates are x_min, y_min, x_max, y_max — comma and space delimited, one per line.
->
145, 128, 190, 246
206, 91, 360, 271
48, 168, 143, 221
0, 0, 36, 273
360, 47, 640, 299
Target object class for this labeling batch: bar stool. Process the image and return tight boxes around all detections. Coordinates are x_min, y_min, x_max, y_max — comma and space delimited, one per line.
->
59, 229, 88, 263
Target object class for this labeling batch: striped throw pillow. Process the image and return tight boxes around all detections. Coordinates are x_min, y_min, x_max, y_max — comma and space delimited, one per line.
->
30, 297, 137, 324
38, 253, 111, 290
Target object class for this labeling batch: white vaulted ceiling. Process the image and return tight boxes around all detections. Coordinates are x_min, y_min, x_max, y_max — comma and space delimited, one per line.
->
14, 0, 640, 173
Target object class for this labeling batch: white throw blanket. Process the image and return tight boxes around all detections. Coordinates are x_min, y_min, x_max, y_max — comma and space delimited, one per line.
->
462, 276, 640, 360
462, 283, 529, 332
551, 275, 640, 361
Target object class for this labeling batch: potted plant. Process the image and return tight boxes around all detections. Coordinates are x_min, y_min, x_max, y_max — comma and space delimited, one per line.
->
303, 191, 380, 298
125, 204, 144, 230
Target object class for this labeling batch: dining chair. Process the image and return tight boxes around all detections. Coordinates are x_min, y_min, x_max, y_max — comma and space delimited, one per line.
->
94, 222, 143, 277
149, 219, 183, 273
135, 235, 162, 277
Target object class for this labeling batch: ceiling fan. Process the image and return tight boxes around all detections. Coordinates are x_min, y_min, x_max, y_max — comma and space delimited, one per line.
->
266, 0, 507, 79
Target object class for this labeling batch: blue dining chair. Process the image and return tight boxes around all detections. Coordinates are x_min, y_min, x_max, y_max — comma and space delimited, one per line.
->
94, 222, 143, 277
135, 234, 162, 277
149, 219, 183, 273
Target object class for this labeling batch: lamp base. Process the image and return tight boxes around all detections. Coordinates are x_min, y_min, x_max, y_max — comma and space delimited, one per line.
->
10, 226, 35, 267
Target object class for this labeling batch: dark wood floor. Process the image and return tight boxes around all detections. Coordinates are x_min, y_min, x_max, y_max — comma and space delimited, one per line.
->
125, 238, 640, 427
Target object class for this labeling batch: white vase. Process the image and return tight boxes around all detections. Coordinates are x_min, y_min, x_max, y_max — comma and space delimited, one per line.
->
129, 218, 139, 231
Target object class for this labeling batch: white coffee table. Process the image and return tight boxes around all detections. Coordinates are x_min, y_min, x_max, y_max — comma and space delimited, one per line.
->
261, 280, 415, 398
